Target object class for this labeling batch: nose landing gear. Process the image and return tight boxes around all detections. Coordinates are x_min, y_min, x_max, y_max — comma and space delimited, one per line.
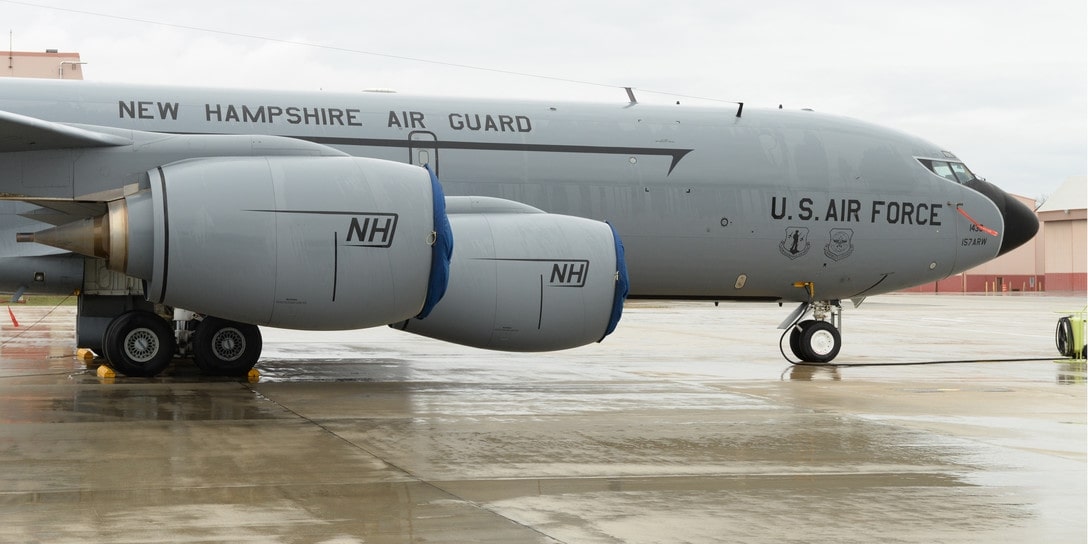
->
781, 300, 843, 364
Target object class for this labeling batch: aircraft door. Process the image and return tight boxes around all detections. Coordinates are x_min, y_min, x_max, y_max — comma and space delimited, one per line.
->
409, 131, 439, 176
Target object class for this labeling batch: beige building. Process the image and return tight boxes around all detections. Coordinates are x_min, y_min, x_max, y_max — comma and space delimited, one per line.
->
3, 49, 84, 79
1036, 176, 1087, 292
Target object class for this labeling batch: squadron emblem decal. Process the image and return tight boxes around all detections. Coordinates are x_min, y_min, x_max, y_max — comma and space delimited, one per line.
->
824, 228, 855, 261
779, 227, 810, 259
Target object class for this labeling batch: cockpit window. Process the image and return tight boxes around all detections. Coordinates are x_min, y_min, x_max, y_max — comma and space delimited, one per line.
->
931, 160, 957, 182
948, 162, 975, 183
917, 158, 977, 184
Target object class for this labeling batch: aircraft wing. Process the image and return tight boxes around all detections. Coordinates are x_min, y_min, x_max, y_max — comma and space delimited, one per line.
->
0, 110, 131, 152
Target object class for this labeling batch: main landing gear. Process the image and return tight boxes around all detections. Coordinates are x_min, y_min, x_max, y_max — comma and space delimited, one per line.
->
93, 306, 263, 378
101, 310, 177, 377
191, 316, 263, 376
781, 301, 843, 364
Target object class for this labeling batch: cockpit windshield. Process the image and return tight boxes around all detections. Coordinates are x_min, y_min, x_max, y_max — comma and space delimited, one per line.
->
917, 158, 978, 184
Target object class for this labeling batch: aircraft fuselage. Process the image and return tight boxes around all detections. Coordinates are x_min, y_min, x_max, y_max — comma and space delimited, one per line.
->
0, 79, 1018, 302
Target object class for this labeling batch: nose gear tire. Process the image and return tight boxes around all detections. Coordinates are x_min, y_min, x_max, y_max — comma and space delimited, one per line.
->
790, 320, 841, 363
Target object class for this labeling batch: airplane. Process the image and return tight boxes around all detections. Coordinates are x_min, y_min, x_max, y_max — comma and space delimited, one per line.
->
0, 78, 1038, 377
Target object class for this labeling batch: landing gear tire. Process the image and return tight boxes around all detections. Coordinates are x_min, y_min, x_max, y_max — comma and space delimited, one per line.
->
101, 311, 177, 377
790, 320, 841, 363
192, 317, 262, 376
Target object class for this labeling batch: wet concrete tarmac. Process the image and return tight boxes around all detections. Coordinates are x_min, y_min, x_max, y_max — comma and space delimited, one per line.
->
0, 294, 1085, 543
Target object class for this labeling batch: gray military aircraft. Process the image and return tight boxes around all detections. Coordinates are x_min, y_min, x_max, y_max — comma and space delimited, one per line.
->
0, 78, 1038, 376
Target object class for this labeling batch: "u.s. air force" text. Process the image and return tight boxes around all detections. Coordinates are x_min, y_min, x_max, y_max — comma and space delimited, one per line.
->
770, 196, 943, 226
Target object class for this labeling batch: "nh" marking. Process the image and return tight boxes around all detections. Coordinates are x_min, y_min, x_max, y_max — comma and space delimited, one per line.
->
549, 261, 588, 287
345, 214, 398, 248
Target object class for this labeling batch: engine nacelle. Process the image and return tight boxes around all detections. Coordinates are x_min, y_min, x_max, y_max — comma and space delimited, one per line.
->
27, 157, 445, 329
142, 157, 444, 328
393, 205, 628, 351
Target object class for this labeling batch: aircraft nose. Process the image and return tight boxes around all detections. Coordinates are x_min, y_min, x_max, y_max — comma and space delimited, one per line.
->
964, 178, 1040, 255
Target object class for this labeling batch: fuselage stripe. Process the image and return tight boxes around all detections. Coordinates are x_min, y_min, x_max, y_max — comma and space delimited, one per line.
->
162, 132, 693, 175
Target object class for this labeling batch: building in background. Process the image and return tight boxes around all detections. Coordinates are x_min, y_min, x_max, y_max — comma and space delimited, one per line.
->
3, 49, 84, 79
1036, 176, 1087, 292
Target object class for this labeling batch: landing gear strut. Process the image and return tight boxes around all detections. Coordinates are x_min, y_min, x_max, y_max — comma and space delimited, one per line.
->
782, 301, 843, 364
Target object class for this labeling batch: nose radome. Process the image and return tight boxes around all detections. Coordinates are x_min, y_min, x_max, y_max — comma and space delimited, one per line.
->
998, 192, 1041, 255
964, 178, 1040, 256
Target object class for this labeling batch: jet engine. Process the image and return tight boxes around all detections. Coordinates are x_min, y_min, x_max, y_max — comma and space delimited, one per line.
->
394, 201, 628, 351
25, 156, 442, 329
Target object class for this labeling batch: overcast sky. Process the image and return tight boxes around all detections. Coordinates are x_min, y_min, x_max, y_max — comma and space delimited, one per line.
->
3, 0, 1085, 199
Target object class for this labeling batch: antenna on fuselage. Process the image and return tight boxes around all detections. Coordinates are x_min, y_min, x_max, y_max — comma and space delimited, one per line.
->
736, 102, 744, 118
624, 87, 638, 107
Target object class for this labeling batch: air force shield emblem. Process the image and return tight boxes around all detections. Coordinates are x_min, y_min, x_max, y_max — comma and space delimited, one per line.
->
779, 227, 810, 259
824, 228, 855, 261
